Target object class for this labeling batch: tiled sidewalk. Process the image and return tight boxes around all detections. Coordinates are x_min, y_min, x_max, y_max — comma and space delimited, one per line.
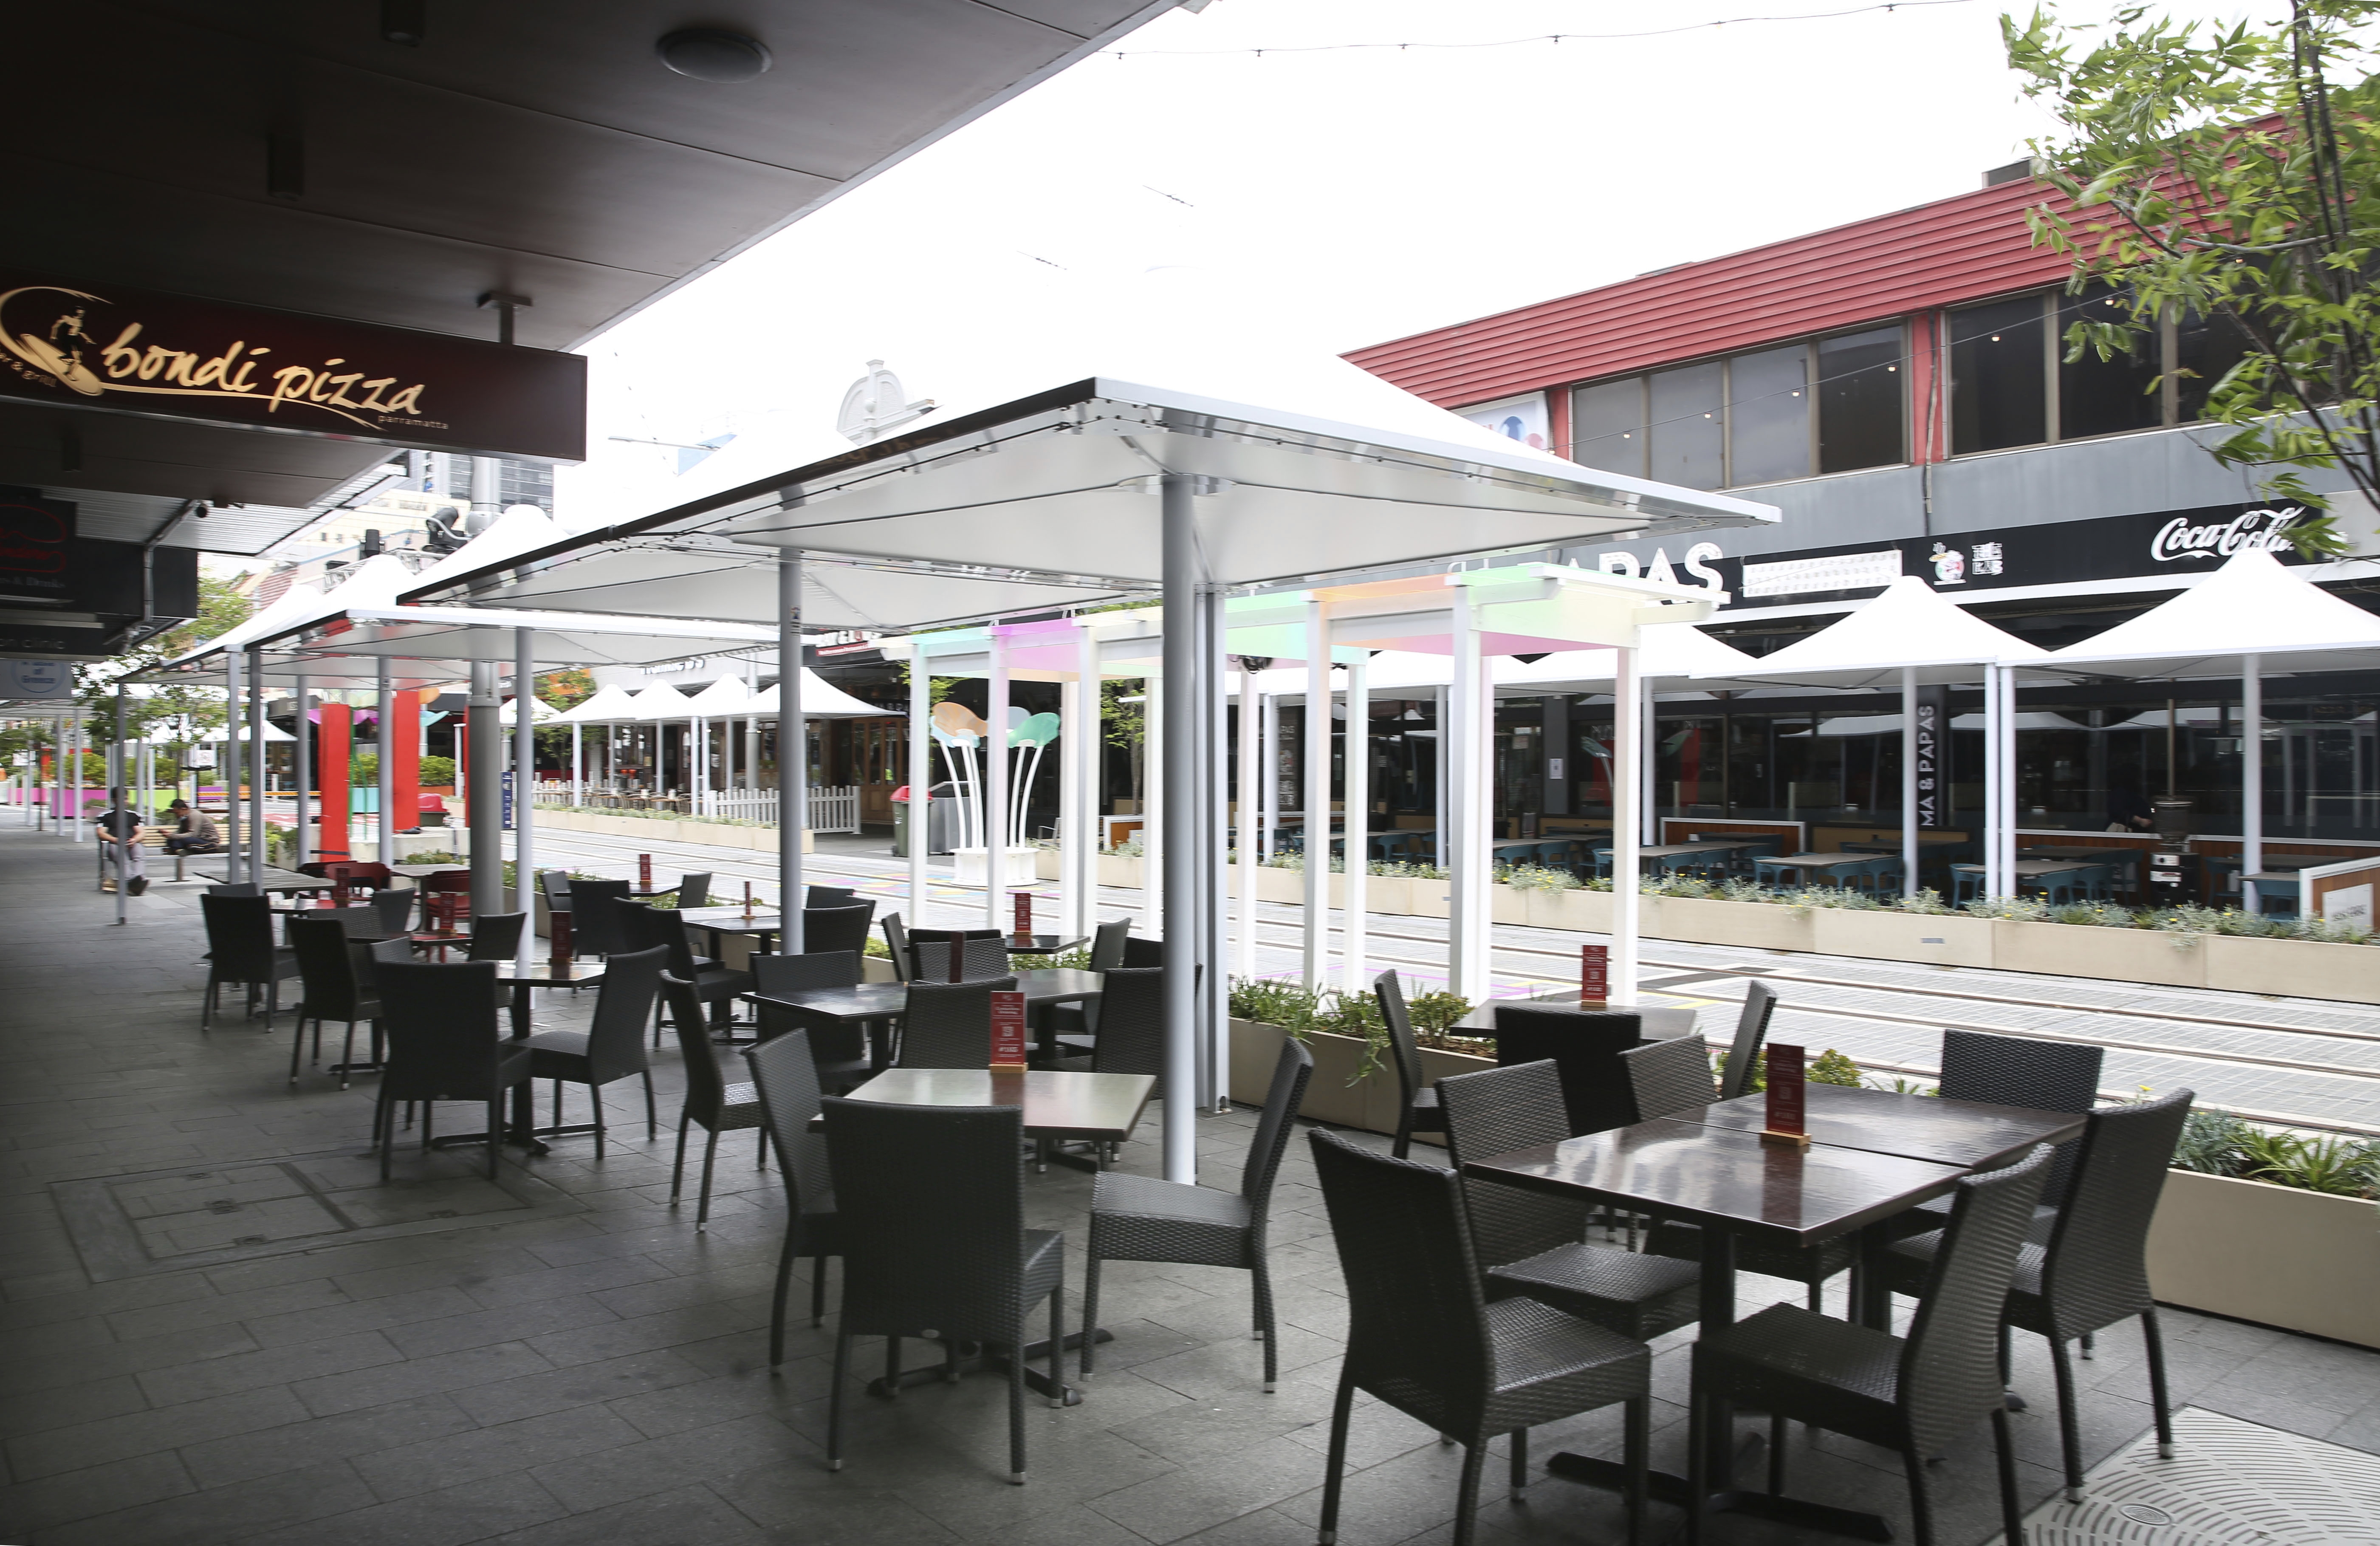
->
3, 822, 2377, 1546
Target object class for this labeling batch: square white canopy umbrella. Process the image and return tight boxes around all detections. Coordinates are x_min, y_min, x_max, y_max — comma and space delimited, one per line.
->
2020, 548, 2380, 908
399, 373, 1779, 1182
1704, 576, 2051, 899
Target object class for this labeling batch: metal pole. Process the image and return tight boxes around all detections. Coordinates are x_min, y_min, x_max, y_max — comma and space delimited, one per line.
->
1343, 655, 1369, 995
778, 550, 805, 945
1143, 675, 1163, 937
1203, 584, 1230, 1112
514, 630, 536, 954
2243, 655, 2264, 912
222, 649, 242, 879
1259, 690, 1278, 861
1901, 666, 1918, 897
1981, 667, 2001, 898
1074, 624, 1101, 933
909, 637, 931, 928
1302, 598, 1329, 992
294, 673, 313, 868
1059, 666, 1083, 938
1432, 684, 1449, 870
985, 627, 1009, 929
2001, 665, 2020, 894
1611, 642, 1641, 1006
468, 661, 503, 919
1640, 669, 1658, 845
248, 647, 267, 876
1235, 656, 1259, 985
1447, 587, 1490, 1000
1159, 472, 1198, 1185
376, 665, 395, 869
572, 722, 583, 808
113, 685, 128, 924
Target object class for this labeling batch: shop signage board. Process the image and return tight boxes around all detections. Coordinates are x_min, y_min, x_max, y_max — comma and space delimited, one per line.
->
2302, 857, 2380, 930
0, 659, 72, 698
1589, 500, 2327, 606
0, 271, 585, 462
1913, 684, 1948, 829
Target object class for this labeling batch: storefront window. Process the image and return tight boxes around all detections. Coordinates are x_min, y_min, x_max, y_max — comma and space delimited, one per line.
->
1950, 294, 2048, 453
1648, 361, 1725, 489
2057, 285, 2163, 441
2174, 307, 2256, 423
1726, 345, 1810, 487
1816, 325, 1906, 472
1570, 378, 1645, 478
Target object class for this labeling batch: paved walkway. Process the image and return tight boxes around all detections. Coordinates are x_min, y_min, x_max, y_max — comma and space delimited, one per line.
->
10, 816, 2373, 1546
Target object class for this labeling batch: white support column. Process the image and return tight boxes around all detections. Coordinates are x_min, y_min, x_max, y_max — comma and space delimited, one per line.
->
1302, 599, 1330, 993
1343, 655, 1370, 996
2243, 654, 2264, 911
1432, 685, 1449, 870
1143, 675, 1163, 938
2000, 665, 2020, 894
1611, 644, 1641, 1006
1447, 588, 1491, 1000
1639, 669, 1658, 845
219, 655, 238, 874
985, 628, 1010, 929
1258, 691, 1278, 861
513, 631, 536, 958
294, 674, 313, 868
571, 723, 582, 807
1900, 666, 1918, 897
908, 640, 931, 926
376, 664, 395, 870
778, 551, 805, 944
1059, 668, 1083, 938
1074, 624, 1101, 930
1981, 667, 2002, 898
1235, 657, 1259, 984
248, 647, 267, 877
1202, 584, 1230, 1112
469, 661, 502, 918
1158, 473, 1199, 1184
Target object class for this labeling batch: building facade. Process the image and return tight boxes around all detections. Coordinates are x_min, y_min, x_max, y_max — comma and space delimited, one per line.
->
1346, 167, 2380, 852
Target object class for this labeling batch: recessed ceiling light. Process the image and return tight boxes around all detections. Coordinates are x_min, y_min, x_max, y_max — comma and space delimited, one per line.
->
656, 28, 773, 82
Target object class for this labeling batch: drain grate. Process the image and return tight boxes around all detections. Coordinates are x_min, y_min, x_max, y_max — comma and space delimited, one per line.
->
2025, 1407, 2380, 1544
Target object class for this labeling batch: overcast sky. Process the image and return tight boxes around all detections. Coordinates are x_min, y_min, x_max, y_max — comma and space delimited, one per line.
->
555, 0, 2159, 522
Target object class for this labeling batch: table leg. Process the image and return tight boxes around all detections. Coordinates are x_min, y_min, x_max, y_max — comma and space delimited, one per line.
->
866, 1328, 1110, 1406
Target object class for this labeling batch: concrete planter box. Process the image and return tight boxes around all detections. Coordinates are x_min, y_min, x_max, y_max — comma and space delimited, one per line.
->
1992, 920, 2206, 989
1650, 894, 1818, 953
2146, 1168, 2380, 1349
862, 955, 898, 984
1227, 1018, 1492, 1142
529, 807, 811, 853
2202, 934, 2379, 1000
1809, 908, 1996, 969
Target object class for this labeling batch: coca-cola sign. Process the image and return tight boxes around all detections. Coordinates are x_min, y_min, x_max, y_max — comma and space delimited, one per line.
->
2150, 505, 2306, 562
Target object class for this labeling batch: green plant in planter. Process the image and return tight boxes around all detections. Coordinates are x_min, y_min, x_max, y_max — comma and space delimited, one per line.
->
1894, 888, 1956, 916
2172, 1109, 2256, 1176
1714, 1046, 1863, 1094
1497, 863, 1581, 893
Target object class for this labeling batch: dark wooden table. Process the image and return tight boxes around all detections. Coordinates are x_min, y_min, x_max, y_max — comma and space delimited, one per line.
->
680, 906, 787, 953
1657, 1082, 2086, 1170
422, 959, 606, 1158
840, 1066, 1155, 1143
1451, 992, 1699, 1040
1466, 1119, 1975, 1539
745, 968, 1107, 1069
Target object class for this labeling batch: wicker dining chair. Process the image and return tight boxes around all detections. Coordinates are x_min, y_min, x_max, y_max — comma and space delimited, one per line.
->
820, 1098, 1065, 1485
880, 913, 913, 982
1716, 981, 1779, 1101
909, 929, 1011, 983
1625, 1034, 1861, 1313
374, 960, 531, 1182
1309, 1127, 1652, 1546
1685, 1146, 2051, 1546
567, 878, 635, 956
674, 871, 713, 908
288, 916, 382, 1089
628, 904, 751, 1040
1876, 1088, 2192, 1504
1437, 1060, 1702, 1343
1893, 1029, 2106, 1242
750, 951, 872, 1093
1045, 916, 1130, 1057
464, 911, 527, 961
370, 886, 418, 938
1376, 969, 1448, 1159
895, 977, 1019, 1069
199, 893, 299, 1029
661, 971, 766, 1227
1081, 1037, 1311, 1389
742, 1029, 841, 1365
525, 944, 665, 1158
801, 902, 876, 962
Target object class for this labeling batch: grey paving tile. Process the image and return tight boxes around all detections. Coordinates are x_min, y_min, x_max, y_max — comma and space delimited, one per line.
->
240, 1470, 571, 1546
350, 1401, 647, 1502
289, 1340, 557, 1418
0, 1371, 149, 1440
451, 1347, 712, 1426
4, 1383, 307, 1481
0, 1448, 192, 1537
34, 1458, 378, 1546
381, 1292, 623, 1360
524, 1411, 813, 1515
178, 1393, 483, 1489
486, 1481, 771, 1546
135, 1328, 407, 1406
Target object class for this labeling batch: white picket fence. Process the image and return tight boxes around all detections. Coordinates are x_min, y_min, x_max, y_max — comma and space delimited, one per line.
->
534, 782, 861, 834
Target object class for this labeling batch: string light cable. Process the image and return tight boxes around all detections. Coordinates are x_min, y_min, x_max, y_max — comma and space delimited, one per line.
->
1110, 0, 1977, 59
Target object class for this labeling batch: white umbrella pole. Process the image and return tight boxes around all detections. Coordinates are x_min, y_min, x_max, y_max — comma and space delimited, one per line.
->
1612, 643, 1642, 1005
985, 630, 1008, 929
1059, 668, 1082, 938
1075, 624, 1101, 929
1447, 589, 1490, 1000
294, 674, 312, 868
778, 551, 805, 943
1302, 600, 1329, 992
1344, 656, 1369, 995
1901, 666, 1917, 896
376, 663, 395, 870
1982, 667, 2001, 898
514, 632, 536, 952
218, 656, 237, 873
2001, 665, 2019, 893
1259, 692, 1278, 861
1143, 676, 1163, 938
1235, 657, 1259, 984
2243, 655, 2263, 912
572, 723, 582, 807
908, 648, 930, 926
1158, 473, 1197, 1185
248, 647, 267, 876
1640, 669, 1658, 845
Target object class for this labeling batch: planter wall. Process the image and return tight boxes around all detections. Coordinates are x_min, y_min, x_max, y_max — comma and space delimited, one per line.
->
1990, 920, 2206, 989
2146, 1168, 2380, 1349
2201, 935, 2377, 1001
1226, 1017, 1492, 1143
528, 807, 813, 853
1810, 909, 1996, 969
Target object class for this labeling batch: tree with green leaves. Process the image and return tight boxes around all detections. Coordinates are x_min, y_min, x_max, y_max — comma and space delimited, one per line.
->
2008, 0, 2380, 555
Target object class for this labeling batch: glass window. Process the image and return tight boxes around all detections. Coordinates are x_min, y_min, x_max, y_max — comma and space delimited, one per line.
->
1725, 345, 1810, 486
1648, 361, 1724, 489
1568, 378, 1645, 477
2175, 307, 2255, 422
2057, 286, 2162, 440
1816, 325, 1906, 472
1950, 295, 2047, 453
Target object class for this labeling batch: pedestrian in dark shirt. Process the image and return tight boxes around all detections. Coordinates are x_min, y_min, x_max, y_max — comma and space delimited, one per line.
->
2107, 782, 2156, 834
94, 788, 147, 894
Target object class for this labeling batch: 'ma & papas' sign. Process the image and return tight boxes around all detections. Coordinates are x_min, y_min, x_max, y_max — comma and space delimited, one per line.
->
0, 274, 584, 463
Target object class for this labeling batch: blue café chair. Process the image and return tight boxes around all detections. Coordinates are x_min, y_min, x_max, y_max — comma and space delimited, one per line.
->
1950, 864, 1988, 904
2021, 866, 2084, 906
1590, 846, 1615, 880
2248, 873, 2301, 919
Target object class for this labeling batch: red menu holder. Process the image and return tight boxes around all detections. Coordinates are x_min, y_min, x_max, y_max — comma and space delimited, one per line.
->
1762, 1043, 1810, 1149
742, 879, 755, 920
1013, 891, 1034, 947
989, 989, 1028, 1067
637, 853, 652, 890
550, 913, 574, 965
330, 865, 353, 907
1578, 944, 1608, 1007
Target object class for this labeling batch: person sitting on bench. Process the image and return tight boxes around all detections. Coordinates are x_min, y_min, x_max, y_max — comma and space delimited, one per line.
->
162, 800, 224, 854
96, 789, 149, 896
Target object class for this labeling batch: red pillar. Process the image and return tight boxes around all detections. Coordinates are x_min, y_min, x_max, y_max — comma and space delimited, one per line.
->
316, 705, 352, 860
391, 688, 423, 832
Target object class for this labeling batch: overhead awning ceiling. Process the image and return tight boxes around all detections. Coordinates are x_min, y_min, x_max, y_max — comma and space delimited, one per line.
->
6, 0, 1186, 543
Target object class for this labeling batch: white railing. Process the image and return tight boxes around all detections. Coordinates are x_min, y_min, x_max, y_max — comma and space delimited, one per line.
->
534, 781, 862, 834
